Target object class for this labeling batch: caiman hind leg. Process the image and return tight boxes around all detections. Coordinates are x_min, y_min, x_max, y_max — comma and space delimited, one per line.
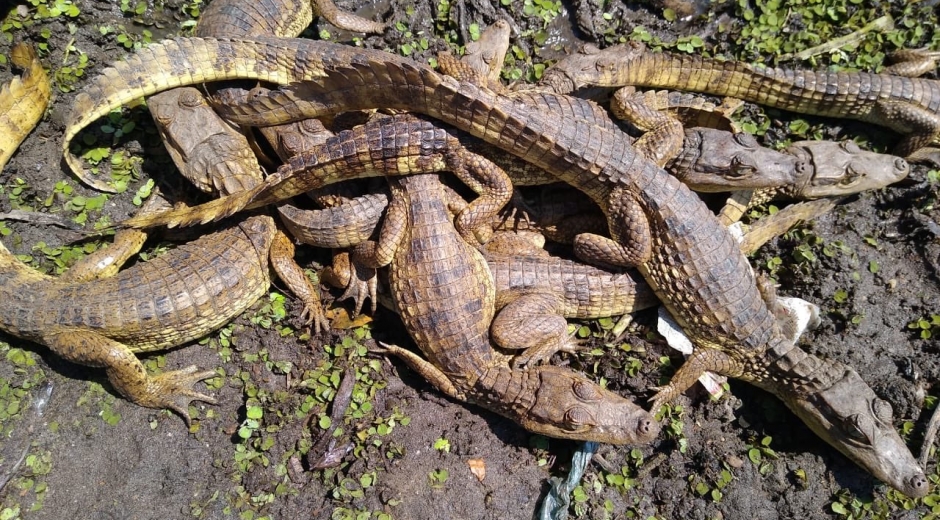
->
491, 292, 578, 368
870, 99, 940, 158
43, 330, 216, 425
882, 48, 940, 78
572, 186, 652, 268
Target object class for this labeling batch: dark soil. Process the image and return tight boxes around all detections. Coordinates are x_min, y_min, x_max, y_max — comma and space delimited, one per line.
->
0, 1, 938, 519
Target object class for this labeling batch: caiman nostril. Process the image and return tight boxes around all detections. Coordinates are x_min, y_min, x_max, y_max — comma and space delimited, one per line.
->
909, 473, 929, 497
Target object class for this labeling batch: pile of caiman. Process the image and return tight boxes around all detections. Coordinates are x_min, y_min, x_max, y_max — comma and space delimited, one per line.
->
3, 0, 939, 501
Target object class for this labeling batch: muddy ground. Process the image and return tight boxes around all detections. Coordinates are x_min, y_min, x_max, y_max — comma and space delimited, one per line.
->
0, 0, 938, 519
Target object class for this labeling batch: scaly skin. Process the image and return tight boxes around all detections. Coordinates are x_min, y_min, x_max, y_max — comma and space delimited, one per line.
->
0, 43, 50, 168
539, 42, 940, 156
148, 87, 263, 194
375, 173, 658, 444
62, 37, 928, 496
67, 0, 385, 193
0, 215, 281, 424
146, 86, 329, 332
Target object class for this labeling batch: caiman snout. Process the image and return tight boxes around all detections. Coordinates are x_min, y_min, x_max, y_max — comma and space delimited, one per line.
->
783, 367, 928, 497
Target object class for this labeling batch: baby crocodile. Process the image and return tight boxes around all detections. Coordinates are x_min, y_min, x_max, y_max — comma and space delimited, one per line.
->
374, 172, 659, 444
61, 37, 928, 496
0, 214, 290, 424
539, 42, 940, 157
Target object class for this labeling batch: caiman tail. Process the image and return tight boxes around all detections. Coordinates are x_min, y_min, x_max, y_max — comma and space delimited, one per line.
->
0, 43, 50, 169
61, 38, 406, 189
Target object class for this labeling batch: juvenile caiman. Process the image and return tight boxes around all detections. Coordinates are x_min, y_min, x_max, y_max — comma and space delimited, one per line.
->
367, 171, 659, 444
538, 42, 940, 157
61, 37, 928, 496
74, 0, 384, 193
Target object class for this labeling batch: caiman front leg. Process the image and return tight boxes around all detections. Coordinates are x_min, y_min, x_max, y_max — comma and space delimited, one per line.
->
320, 251, 378, 316
649, 347, 744, 411
58, 191, 170, 283
610, 87, 684, 168
268, 229, 330, 334
491, 292, 578, 368
43, 330, 216, 424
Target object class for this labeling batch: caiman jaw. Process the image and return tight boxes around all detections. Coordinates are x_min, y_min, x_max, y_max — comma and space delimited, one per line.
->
783, 368, 928, 498
521, 365, 661, 445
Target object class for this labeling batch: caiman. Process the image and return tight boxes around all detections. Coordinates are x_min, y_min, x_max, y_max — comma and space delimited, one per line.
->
0, 44, 321, 423
75, 0, 385, 193
365, 171, 659, 444
538, 42, 940, 157
147, 86, 329, 333
60, 37, 928, 496
0, 214, 303, 424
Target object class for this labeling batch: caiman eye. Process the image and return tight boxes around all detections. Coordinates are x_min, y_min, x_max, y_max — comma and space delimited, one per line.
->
572, 380, 601, 401
728, 155, 757, 178
839, 141, 861, 153
732, 132, 759, 148
841, 414, 873, 445
837, 165, 862, 187
564, 407, 592, 427
871, 398, 893, 424
178, 90, 203, 108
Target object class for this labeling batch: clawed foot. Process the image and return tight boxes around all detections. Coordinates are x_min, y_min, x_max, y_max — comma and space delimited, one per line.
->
141, 365, 218, 426
300, 299, 331, 336
337, 265, 378, 316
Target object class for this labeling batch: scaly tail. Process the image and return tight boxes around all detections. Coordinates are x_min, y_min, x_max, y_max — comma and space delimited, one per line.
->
62, 37, 336, 192
118, 184, 263, 229
0, 43, 51, 168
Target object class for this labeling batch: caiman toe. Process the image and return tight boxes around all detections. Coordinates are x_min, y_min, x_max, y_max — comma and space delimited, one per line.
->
144, 365, 218, 425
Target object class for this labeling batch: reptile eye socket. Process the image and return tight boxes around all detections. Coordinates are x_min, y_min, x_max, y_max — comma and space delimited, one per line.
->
564, 407, 592, 427
872, 398, 893, 424
572, 380, 601, 401
178, 91, 203, 108
728, 155, 756, 178
842, 414, 872, 445
840, 141, 861, 153
836, 165, 862, 187
732, 132, 758, 148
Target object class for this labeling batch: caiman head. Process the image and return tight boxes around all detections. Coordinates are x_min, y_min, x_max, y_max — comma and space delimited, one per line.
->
518, 365, 660, 445
785, 140, 910, 199
780, 366, 928, 497
538, 41, 647, 94
671, 128, 803, 192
